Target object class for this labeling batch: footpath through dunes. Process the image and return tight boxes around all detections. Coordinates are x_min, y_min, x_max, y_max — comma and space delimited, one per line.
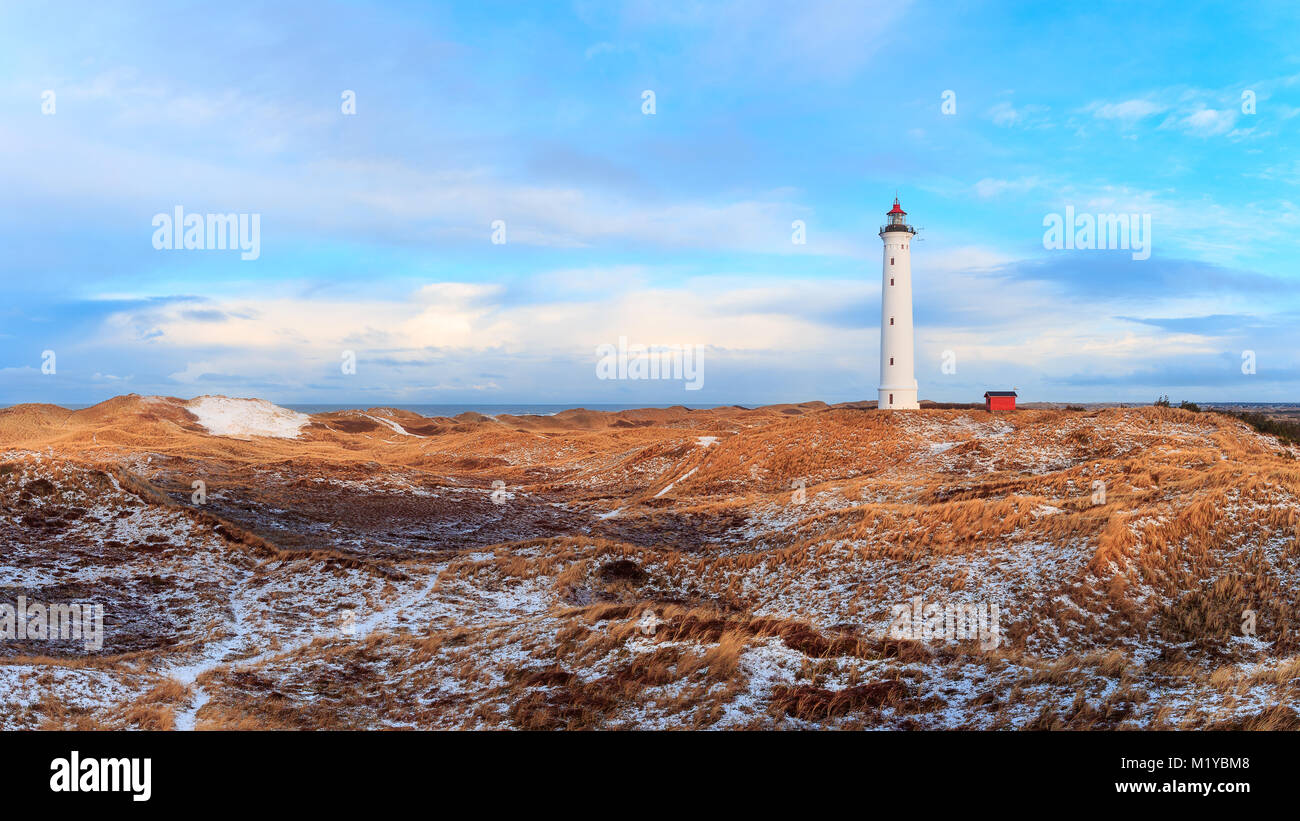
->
2, 395, 1300, 729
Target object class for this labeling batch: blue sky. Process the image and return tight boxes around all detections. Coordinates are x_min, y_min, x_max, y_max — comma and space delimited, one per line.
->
2, 0, 1298, 405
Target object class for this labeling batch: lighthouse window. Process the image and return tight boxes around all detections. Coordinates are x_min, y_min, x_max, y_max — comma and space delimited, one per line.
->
889, 317, 894, 325
890, 257, 894, 265
889, 393, 894, 404
889, 357, 894, 365
890, 278, 894, 286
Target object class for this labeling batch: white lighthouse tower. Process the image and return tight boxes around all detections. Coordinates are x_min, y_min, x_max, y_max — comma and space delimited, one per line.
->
878, 197, 919, 409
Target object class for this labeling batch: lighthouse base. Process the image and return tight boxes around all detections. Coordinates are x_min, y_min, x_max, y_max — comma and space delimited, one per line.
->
878, 388, 919, 410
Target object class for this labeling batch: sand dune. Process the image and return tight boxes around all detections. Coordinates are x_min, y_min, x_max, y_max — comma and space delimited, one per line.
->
2, 395, 1299, 729
183, 396, 311, 439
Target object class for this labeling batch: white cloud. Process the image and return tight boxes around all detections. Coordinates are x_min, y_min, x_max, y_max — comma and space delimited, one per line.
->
621, 0, 911, 81
1043, 182, 1300, 264
583, 41, 627, 59
0, 122, 860, 256
973, 177, 1042, 199
1087, 98, 1168, 122
1170, 107, 1237, 137
987, 101, 1021, 127
986, 101, 1049, 128
1085, 91, 1257, 138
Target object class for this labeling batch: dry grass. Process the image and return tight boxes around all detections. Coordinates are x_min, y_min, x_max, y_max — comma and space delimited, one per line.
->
3, 398, 1298, 729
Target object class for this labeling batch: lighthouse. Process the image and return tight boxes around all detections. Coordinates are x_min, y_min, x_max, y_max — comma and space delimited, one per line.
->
878, 197, 919, 409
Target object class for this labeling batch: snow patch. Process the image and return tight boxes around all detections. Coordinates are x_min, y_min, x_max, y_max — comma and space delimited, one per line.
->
362, 413, 415, 436
186, 396, 311, 439
655, 467, 698, 498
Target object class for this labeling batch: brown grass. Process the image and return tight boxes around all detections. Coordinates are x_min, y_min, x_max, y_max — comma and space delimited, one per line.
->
4, 399, 1299, 730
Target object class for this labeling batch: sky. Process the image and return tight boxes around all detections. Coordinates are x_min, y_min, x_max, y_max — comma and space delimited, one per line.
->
2, 0, 1298, 406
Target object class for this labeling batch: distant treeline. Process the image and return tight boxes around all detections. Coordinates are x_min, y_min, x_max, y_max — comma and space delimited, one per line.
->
1154, 395, 1300, 445
1224, 410, 1300, 445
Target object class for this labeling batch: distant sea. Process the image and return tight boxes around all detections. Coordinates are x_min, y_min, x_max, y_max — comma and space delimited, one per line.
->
0, 401, 744, 415
12, 400, 1296, 415
283, 403, 736, 418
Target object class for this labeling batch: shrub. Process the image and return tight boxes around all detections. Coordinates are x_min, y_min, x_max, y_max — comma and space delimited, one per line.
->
1225, 410, 1300, 445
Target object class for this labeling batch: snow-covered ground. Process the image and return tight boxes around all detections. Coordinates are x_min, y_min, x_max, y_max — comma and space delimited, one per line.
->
185, 396, 311, 439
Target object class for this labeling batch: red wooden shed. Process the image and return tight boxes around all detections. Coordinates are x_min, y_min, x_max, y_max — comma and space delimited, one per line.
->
984, 391, 1017, 411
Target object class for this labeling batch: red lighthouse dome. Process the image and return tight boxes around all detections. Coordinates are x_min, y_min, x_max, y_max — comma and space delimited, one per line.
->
881, 197, 914, 234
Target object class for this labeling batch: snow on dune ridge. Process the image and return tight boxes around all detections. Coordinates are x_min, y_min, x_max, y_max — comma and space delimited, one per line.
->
185, 396, 311, 439
361, 412, 415, 436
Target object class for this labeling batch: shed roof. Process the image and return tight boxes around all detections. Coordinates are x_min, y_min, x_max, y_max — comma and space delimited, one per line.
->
983, 391, 1018, 397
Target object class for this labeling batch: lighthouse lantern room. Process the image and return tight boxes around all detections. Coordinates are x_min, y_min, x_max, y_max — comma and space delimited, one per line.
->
878, 197, 920, 410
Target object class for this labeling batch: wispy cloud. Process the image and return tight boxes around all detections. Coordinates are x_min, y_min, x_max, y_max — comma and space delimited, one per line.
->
1086, 98, 1168, 123
1166, 106, 1238, 137
973, 177, 1043, 198
986, 100, 1049, 128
